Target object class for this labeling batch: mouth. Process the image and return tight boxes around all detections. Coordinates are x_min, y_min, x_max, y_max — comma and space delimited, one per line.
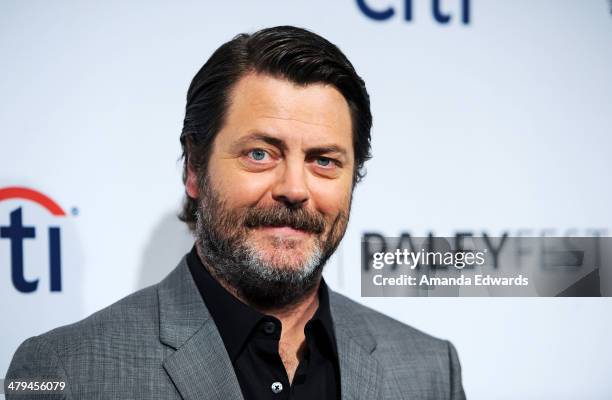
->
252, 225, 313, 238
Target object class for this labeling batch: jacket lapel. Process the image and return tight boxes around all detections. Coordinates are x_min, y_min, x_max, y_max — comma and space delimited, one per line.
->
158, 256, 244, 400
329, 292, 385, 400
157, 255, 386, 400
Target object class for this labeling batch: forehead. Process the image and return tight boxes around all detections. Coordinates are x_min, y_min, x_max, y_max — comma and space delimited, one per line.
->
220, 72, 353, 151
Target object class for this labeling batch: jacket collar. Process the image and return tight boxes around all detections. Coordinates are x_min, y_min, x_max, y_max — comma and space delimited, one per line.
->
185, 244, 338, 363
158, 254, 385, 400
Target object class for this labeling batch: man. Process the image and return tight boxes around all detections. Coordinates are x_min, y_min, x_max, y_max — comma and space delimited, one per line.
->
6, 26, 466, 399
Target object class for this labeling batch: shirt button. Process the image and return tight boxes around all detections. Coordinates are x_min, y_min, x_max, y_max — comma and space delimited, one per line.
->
271, 381, 283, 394
263, 321, 276, 334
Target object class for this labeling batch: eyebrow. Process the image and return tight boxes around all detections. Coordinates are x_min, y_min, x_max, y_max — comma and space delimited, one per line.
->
306, 145, 348, 159
232, 133, 287, 152
231, 132, 349, 159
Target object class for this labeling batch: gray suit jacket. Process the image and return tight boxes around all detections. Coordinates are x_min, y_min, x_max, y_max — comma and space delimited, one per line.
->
6, 255, 466, 399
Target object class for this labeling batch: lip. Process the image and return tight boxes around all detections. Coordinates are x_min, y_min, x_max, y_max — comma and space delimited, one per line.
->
254, 226, 311, 238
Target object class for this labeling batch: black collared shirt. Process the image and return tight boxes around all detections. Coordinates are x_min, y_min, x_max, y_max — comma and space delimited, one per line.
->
186, 246, 340, 400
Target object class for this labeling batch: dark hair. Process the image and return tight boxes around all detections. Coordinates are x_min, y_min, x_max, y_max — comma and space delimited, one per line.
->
178, 25, 372, 232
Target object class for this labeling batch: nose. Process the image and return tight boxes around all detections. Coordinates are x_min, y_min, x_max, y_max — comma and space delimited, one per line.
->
271, 160, 309, 208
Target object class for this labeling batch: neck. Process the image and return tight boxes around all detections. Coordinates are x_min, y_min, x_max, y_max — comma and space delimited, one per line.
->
265, 284, 320, 341
195, 244, 320, 382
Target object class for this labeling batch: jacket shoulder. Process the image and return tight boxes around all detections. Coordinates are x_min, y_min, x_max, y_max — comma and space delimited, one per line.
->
47, 284, 159, 343
330, 291, 465, 400
329, 290, 450, 350
329, 291, 465, 399
6, 285, 161, 383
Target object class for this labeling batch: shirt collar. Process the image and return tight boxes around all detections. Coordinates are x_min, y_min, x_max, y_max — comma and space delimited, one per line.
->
186, 245, 337, 362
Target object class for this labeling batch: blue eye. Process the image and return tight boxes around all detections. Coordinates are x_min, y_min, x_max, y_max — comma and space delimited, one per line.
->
250, 149, 267, 161
316, 157, 332, 167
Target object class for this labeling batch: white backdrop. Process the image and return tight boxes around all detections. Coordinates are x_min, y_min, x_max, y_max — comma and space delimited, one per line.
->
1, 1, 611, 398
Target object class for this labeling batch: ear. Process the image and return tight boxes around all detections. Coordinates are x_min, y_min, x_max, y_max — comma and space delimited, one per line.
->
185, 158, 199, 199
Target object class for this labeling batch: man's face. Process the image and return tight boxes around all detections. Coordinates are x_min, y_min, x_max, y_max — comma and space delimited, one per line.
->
186, 72, 354, 308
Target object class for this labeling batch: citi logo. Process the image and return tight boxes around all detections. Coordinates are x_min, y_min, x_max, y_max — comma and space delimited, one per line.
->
0, 187, 69, 293
356, 0, 470, 24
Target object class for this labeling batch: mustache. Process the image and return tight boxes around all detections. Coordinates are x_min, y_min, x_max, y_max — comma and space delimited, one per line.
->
243, 205, 325, 234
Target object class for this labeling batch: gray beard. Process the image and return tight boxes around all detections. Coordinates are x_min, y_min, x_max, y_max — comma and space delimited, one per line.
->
193, 181, 346, 310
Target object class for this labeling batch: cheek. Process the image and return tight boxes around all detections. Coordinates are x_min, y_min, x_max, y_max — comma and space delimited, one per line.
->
208, 159, 274, 208
311, 178, 352, 217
